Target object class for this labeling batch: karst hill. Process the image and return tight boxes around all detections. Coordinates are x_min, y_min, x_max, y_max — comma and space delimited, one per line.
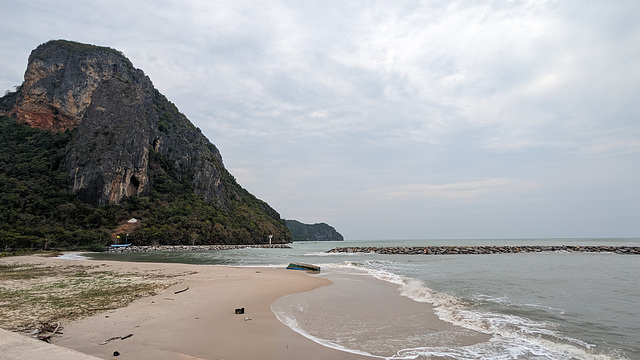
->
0, 40, 290, 250
285, 220, 344, 241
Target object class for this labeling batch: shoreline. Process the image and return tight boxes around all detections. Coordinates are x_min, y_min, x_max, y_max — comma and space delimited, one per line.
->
273, 270, 492, 358
0, 255, 373, 359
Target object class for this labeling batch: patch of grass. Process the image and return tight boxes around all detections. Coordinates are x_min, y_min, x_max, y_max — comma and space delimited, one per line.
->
0, 264, 50, 280
0, 262, 177, 332
0, 250, 66, 258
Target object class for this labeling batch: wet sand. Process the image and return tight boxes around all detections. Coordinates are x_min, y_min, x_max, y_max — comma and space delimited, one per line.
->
274, 271, 492, 358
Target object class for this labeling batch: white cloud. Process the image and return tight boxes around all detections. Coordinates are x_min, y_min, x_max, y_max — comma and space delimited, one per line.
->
1, 0, 639, 238
368, 178, 539, 202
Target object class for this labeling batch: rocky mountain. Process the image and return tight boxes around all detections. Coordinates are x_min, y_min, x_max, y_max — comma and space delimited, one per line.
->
0, 40, 290, 248
285, 220, 344, 241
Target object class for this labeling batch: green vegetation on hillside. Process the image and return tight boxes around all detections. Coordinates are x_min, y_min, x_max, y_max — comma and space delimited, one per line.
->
0, 116, 289, 251
0, 116, 114, 251
120, 148, 288, 245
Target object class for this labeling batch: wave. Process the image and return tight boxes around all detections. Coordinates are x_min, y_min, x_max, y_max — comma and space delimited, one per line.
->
302, 251, 366, 257
272, 304, 389, 359
311, 261, 623, 360
472, 294, 567, 316
55, 252, 91, 260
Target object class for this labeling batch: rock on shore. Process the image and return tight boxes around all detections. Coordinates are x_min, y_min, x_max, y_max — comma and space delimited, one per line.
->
108, 244, 291, 253
326, 245, 640, 255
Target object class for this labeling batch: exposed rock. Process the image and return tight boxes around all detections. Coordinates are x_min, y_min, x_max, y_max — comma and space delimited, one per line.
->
0, 40, 290, 244
108, 244, 291, 253
2, 41, 134, 132
2, 40, 252, 210
326, 245, 640, 255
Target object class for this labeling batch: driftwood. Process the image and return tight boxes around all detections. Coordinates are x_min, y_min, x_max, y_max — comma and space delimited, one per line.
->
37, 322, 62, 343
174, 286, 189, 294
100, 333, 134, 345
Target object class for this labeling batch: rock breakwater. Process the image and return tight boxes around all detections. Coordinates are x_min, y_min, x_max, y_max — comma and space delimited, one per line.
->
108, 244, 291, 253
327, 245, 640, 255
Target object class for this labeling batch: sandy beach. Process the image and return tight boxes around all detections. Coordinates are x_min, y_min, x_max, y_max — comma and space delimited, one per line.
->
0, 255, 373, 359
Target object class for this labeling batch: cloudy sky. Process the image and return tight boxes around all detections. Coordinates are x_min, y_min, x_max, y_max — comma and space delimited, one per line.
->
2, 1, 639, 240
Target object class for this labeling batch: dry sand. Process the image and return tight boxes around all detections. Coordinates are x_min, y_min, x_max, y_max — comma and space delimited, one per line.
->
1, 255, 373, 359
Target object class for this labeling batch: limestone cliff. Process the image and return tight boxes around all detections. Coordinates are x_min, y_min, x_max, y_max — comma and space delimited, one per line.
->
2, 41, 134, 132
1, 40, 288, 243
4, 40, 226, 207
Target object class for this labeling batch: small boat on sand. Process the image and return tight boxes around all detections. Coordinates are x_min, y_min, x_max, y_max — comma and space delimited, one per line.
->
286, 262, 321, 272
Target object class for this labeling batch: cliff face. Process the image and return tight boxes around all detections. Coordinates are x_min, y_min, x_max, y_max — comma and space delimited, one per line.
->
3, 41, 133, 132
0, 40, 291, 245
1, 40, 241, 209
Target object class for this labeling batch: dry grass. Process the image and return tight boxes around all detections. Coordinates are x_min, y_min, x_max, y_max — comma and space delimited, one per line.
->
0, 262, 179, 332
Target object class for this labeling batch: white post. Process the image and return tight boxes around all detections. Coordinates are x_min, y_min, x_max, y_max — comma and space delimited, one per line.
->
268, 235, 273, 245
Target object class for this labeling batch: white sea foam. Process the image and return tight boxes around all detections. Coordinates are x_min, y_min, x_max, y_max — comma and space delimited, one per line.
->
303, 251, 365, 257
55, 252, 91, 260
473, 293, 567, 315
310, 261, 623, 360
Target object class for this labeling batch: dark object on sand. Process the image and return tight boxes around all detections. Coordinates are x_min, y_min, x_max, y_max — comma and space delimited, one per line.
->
235, 307, 245, 314
113, 351, 120, 356
100, 333, 134, 345
286, 262, 321, 272
174, 286, 189, 294
36, 322, 62, 343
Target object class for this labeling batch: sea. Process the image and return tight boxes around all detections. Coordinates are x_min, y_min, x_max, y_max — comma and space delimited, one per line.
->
85, 238, 640, 360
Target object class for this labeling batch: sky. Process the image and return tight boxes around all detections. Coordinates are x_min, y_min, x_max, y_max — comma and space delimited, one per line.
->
1, 1, 639, 240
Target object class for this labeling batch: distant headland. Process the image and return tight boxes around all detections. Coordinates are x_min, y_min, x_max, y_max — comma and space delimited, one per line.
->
285, 220, 344, 241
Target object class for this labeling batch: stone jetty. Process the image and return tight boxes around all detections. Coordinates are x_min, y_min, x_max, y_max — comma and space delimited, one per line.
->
108, 244, 291, 253
326, 245, 640, 255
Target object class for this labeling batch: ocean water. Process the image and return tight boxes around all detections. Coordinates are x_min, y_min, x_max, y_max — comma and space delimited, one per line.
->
87, 238, 640, 359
